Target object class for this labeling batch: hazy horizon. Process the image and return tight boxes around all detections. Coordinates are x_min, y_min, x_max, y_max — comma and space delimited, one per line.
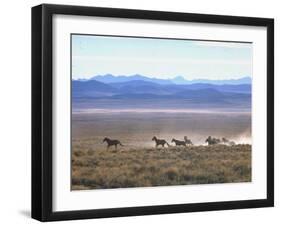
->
72, 35, 253, 80
72, 73, 251, 81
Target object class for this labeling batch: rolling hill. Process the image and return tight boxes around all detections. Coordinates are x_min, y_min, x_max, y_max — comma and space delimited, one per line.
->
72, 77, 251, 110
72, 80, 117, 97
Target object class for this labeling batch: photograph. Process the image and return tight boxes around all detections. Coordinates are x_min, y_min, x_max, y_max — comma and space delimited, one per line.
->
71, 34, 252, 190
31, 3, 274, 221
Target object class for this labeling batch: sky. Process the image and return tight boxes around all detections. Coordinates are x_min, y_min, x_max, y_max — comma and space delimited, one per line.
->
72, 34, 252, 80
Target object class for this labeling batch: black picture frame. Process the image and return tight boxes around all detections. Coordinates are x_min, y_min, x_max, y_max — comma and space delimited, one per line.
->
32, 4, 274, 222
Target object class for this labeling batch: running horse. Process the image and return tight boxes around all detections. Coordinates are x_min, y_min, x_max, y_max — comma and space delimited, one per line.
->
171, 138, 186, 146
184, 136, 193, 146
152, 136, 170, 148
102, 137, 124, 150
205, 136, 221, 145
222, 137, 236, 146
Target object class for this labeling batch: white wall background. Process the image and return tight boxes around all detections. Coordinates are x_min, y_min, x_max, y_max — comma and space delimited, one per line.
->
0, 0, 279, 225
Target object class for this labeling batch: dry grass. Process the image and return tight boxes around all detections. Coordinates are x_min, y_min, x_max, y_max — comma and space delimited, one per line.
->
71, 111, 251, 190
71, 143, 251, 190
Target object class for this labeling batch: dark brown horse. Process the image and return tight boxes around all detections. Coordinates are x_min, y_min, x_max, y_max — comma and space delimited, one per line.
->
103, 137, 124, 150
205, 136, 220, 145
171, 138, 186, 146
152, 136, 169, 148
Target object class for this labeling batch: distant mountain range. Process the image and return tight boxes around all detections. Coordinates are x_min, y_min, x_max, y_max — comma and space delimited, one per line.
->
72, 74, 252, 111
89, 74, 172, 85
83, 74, 252, 85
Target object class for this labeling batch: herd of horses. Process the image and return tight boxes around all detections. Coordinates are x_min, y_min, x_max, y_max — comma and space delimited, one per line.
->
102, 136, 236, 150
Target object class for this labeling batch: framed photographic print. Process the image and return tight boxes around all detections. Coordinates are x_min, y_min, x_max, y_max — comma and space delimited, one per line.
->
32, 4, 274, 221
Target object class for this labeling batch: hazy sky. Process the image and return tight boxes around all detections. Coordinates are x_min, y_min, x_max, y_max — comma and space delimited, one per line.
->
72, 34, 252, 80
